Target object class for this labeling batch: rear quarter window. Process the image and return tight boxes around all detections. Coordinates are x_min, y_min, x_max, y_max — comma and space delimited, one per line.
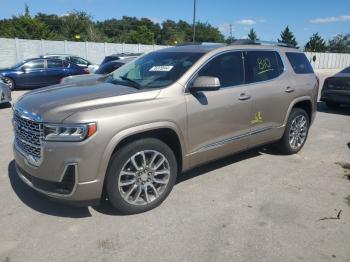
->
285, 52, 314, 74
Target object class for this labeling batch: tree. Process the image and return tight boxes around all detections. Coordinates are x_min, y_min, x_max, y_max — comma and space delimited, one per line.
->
327, 34, 350, 53
278, 26, 298, 48
304, 33, 326, 52
194, 22, 225, 43
248, 28, 258, 41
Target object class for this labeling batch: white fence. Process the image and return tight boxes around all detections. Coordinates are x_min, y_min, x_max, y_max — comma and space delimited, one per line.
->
0, 38, 168, 68
1, 37, 350, 69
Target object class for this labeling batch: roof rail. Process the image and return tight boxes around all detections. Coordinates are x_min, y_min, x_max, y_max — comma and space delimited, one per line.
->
231, 39, 296, 48
176, 42, 225, 47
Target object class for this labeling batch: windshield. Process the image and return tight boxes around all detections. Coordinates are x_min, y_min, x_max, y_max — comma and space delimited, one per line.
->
110, 51, 204, 89
11, 60, 26, 69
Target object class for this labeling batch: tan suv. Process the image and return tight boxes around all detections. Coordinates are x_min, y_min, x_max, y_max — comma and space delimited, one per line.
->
13, 42, 318, 214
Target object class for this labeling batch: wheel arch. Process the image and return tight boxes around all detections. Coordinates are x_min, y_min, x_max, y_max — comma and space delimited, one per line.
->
283, 97, 313, 126
97, 122, 187, 194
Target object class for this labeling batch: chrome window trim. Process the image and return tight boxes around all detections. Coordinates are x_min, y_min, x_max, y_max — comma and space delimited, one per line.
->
184, 48, 288, 93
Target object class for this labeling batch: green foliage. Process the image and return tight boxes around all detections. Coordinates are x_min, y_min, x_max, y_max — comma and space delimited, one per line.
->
304, 33, 326, 52
248, 28, 259, 41
278, 26, 298, 48
194, 22, 225, 43
0, 5, 226, 45
327, 34, 350, 53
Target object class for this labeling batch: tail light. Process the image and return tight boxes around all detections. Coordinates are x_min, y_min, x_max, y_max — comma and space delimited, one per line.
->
83, 68, 90, 74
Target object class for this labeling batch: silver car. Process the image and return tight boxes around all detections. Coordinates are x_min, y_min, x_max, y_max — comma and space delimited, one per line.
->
13, 42, 318, 214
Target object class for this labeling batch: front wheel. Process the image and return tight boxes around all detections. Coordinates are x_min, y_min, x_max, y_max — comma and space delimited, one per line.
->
2, 77, 15, 91
106, 138, 178, 214
277, 108, 310, 155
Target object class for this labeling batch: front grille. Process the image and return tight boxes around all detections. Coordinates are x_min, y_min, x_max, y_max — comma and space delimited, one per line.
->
14, 113, 43, 160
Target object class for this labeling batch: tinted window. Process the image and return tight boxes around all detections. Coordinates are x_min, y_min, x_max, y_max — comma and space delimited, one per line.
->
244, 51, 281, 83
198, 51, 244, 87
47, 59, 63, 68
22, 60, 45, 70
71, 56, 89, 65
96, 62, 123, 74
286, 52, 314, 74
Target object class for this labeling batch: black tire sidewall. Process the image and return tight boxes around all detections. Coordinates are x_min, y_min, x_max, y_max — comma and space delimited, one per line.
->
3, 77, 15, 91
106, 138, 178, 214
280, 108, 310, 155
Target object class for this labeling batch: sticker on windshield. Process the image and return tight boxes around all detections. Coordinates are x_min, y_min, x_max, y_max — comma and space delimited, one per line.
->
149, 65, 174, 72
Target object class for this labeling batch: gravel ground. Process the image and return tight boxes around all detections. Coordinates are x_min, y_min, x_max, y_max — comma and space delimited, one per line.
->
0, 69, 349, 262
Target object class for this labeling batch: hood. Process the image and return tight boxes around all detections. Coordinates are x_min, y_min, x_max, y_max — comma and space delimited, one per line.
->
15, 79, 160, 122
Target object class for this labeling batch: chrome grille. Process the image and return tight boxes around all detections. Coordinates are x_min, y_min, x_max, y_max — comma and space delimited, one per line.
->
14, 113, 43, 159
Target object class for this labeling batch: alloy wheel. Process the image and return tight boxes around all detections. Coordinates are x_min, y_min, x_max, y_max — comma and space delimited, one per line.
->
118, 150, 171, 205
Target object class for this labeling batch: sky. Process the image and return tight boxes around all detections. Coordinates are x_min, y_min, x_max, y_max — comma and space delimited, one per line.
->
0, 0, 349, 46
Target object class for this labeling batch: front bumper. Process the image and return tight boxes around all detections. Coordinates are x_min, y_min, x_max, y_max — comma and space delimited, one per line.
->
13, 140, 105, 204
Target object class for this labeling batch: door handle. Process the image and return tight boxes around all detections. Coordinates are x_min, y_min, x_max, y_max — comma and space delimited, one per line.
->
285, 86, 295, 93
239, 93, 251, 101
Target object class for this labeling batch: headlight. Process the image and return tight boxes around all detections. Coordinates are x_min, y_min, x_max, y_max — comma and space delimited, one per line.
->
43, 123, 97, 141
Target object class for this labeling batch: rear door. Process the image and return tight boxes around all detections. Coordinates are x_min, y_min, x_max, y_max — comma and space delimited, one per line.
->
186, 51, 252, 165
46, 59, 67, 85
243, 50, 292, 147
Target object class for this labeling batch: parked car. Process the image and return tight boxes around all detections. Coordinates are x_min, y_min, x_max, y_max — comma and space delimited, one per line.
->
95, 57, 136, 75
0, 58, 89, 90
41, 54, 99, 73
0, 79, 11, 105
12, 42, 318, 214
321, 66, 350, 109
60, 57, 136, 84
100, 53, 141, 66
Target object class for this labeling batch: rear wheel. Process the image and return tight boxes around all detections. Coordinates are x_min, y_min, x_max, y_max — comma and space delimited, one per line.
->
2, 77, 15, 91
106, 138, 177, 214
325, 101, 340, 109
277, 108, 310, 155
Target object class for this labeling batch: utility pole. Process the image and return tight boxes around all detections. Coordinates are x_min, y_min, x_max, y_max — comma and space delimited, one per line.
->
229, 24, 233, 39
192, 0, 197, 42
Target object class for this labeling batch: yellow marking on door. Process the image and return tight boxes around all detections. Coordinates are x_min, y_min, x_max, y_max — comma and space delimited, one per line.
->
251, 111, 263, 124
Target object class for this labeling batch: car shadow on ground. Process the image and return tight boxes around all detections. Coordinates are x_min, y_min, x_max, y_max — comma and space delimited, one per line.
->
0, 102, 11, 109
8, 146, 282, 217
7, 160, 92, 218
317, 102, 350, 116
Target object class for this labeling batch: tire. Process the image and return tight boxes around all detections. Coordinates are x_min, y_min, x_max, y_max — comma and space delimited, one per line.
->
325, 101, 340, 109
106, 138, 178, 214
277, 108, 310, 155
2, 77, 15, 91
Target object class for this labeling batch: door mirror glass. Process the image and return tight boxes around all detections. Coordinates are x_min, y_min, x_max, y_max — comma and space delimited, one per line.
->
189, 76, 221, 92
312, 55, 316, 62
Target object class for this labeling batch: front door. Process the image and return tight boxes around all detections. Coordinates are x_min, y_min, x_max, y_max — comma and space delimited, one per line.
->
186, 51, 252, 166
17, 59, 46, 88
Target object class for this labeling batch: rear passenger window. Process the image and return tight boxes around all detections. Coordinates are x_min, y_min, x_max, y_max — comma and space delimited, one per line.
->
198, 51, 244, 87
244, 51, 282, 83
47, 59, 63, 68
285, 52, 314, 74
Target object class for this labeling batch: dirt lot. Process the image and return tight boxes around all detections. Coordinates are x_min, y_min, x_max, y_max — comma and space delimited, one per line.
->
0, 70, 349, 262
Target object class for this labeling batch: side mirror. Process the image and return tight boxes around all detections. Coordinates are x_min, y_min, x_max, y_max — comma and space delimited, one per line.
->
189, 76, 221, 93
312, 55, 316, 62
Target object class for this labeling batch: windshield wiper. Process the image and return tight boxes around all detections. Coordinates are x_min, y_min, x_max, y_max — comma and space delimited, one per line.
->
119, 76, 142, 89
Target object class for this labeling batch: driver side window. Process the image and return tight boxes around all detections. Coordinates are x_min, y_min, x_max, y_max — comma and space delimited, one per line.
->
22, 60, 45, 70
198, 51, 244, 88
